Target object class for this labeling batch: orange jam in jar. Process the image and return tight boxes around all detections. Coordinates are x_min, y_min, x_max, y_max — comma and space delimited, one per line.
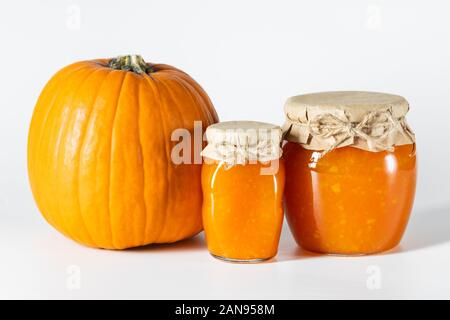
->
201, 121, 285, 262
282, 91, 417, 255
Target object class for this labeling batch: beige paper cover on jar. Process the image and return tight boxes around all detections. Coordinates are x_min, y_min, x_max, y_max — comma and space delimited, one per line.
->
201, 121, 283, 167
282, 91, 416, 162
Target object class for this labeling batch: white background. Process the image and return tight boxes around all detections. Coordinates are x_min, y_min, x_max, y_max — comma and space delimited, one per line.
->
0, 0, 449, 299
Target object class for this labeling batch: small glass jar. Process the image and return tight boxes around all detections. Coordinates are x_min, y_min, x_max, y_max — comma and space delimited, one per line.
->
282, 91, 417, 255
201, 121, 285, 262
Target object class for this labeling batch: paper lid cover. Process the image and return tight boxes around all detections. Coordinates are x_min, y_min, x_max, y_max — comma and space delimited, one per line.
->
282, 91, 415, 158
201, 121, 283, 166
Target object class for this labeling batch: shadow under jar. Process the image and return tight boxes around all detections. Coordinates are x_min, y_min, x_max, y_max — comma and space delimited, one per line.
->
201, 121, 285, 262
282, 91, 417, 255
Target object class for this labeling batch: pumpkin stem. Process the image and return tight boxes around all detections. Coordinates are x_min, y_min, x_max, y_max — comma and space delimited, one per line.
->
108, 54, 153, 74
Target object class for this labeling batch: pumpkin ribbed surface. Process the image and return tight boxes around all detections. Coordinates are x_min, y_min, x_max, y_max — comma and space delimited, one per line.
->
28, 56, 218, 249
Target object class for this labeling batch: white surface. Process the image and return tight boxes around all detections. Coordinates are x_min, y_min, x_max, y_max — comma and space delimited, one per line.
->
1, 209, 450, 299
1, 0, 450, 299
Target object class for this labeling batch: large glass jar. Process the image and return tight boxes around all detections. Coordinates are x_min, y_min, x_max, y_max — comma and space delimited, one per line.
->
282, 91, 417, 255
201, 121, 284, 262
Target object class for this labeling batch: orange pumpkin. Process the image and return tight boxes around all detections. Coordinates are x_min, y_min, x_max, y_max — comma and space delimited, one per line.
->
28, 55, 218, 249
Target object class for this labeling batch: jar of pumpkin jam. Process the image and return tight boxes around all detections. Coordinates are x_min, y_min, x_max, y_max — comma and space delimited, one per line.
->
201, 121, 285, 262
282, 91, 417, 255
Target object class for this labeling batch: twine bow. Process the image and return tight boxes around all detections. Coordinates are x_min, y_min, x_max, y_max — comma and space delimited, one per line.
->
287, 108, 415, 167
202, 137, 282, 169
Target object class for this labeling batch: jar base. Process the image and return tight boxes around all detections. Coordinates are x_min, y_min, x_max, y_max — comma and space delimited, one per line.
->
210, 253, 272, 263
299, 244, 399, 257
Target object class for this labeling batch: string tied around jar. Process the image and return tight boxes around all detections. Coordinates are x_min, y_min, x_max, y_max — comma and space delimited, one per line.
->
299, 108, 416, 168
213, 137, 282, 169
201, 122, 283, 170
